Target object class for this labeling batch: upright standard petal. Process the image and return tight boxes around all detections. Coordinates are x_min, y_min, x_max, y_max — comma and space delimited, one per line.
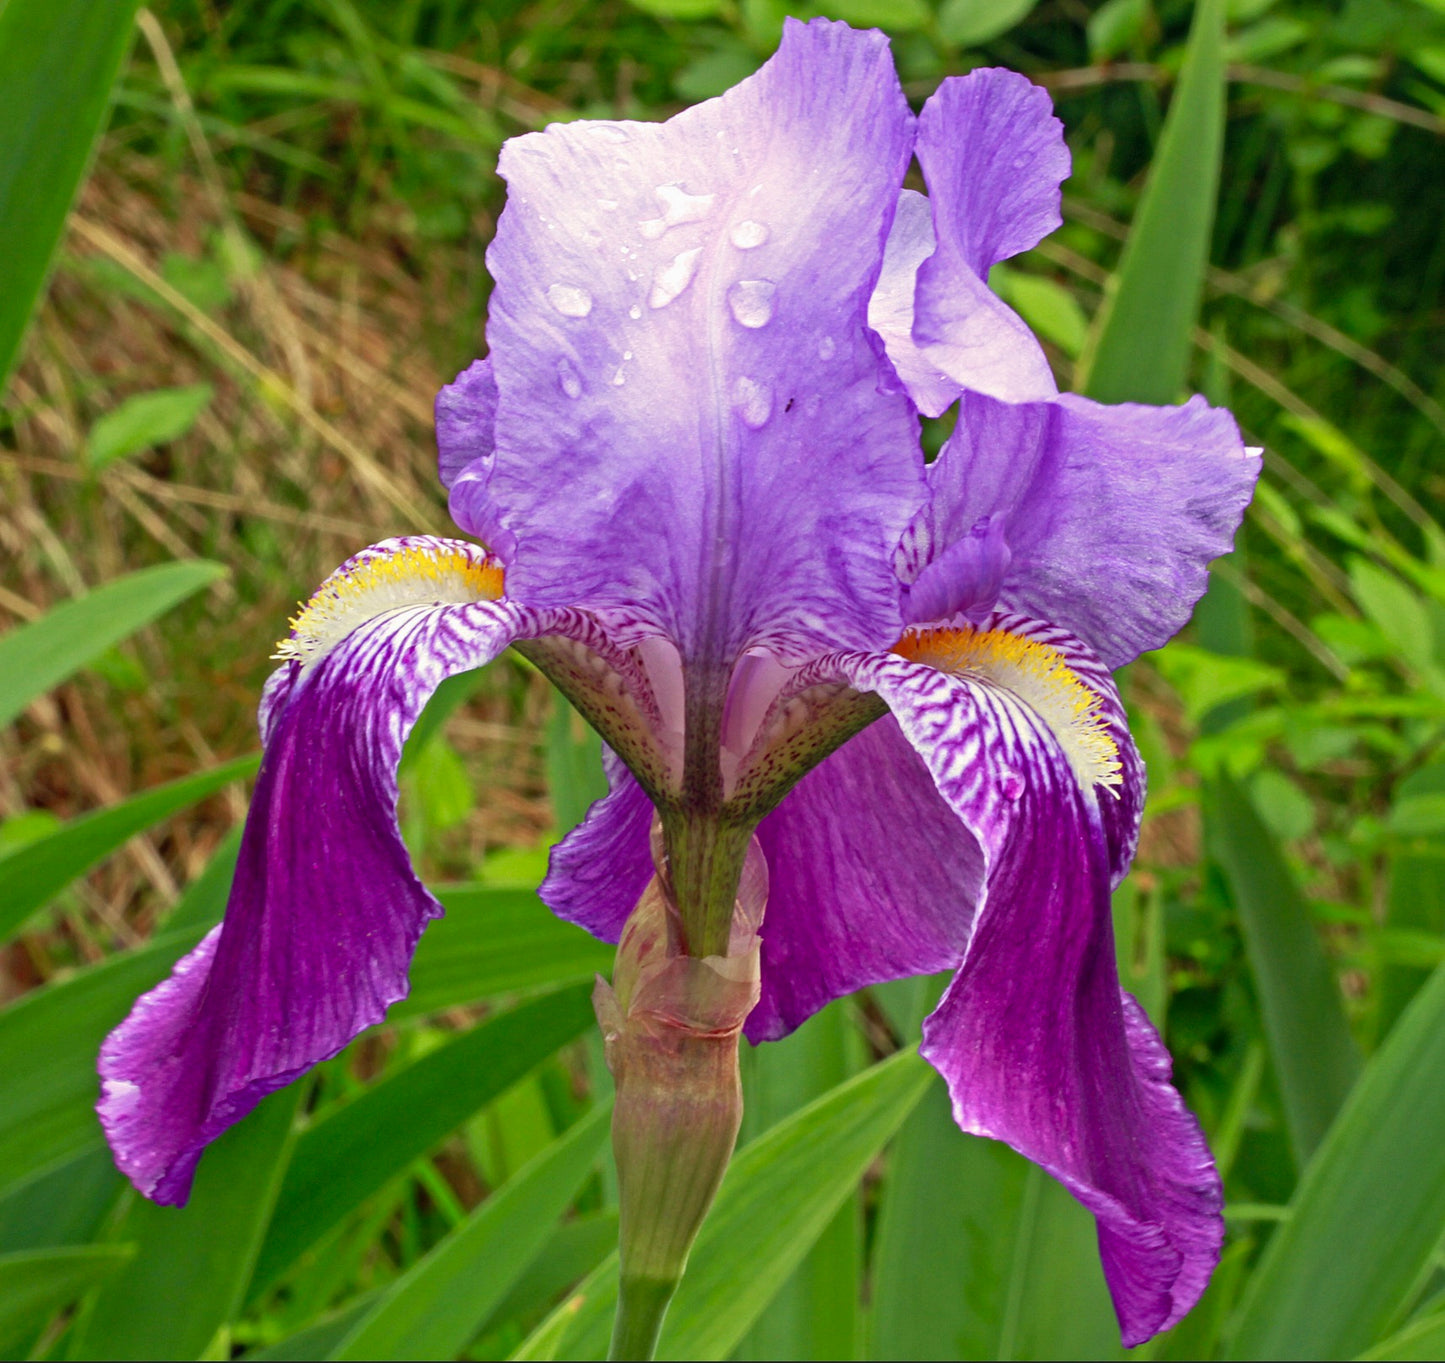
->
911, 390, 1259, 667
816, 619, 1219, 1346
873, 68, 1069, 412
477, 17, 923, 663
98, 538, 662, 1205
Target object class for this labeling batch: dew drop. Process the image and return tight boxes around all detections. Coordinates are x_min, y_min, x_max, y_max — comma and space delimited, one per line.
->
729, 219, 770, 249
611, 366, 627, 387
623, 350, 633, 360
727, 279, 776, 329
546, 283, 593, 318
733, 376, 772, 429
1001, 770, 1025, 801
629, 303, 642, 320
556, 359, 582, 400
639, 183, 716, 239
817, 335, 837, 361
649, 247, 702, 309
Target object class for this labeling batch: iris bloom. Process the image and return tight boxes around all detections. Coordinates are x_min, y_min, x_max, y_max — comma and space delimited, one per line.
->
99, 18, 1258, 1347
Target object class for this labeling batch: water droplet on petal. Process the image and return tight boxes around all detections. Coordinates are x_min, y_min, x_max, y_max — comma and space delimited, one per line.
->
817, 335, 837, 361
623, 350, 633, 360
727, 279, 776, 329
547, 283, 593, 318
629, 303, 642, 320
733, 376, 772, 429
1001, 770, 1025, 800
556, 359, 582, 399
649, 248, 702, 309
729, 219, 770, 249
611, 366, 627, 387
639, 183, 716, 240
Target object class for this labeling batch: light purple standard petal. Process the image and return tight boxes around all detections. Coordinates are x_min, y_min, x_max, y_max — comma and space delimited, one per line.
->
818, 630, 1219, 1346
914, 391, 1260, 668
475, 17, 923, 664
436, 356, 497, 491
99, 592, 527, 1204
872, 68, 1068, 412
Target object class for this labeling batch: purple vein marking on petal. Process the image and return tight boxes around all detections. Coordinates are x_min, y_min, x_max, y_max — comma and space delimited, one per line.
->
807, 637, 1218, 1346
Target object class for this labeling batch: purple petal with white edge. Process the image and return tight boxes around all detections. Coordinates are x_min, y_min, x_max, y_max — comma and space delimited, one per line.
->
885, 68, 1068, 408
98, 537, 659, 1206
476, 17, 923, 664
746, 714, 981, 1042
868, 190, 961, 419
541, 746, 654, 942
814, 633, 1218, 1347
920, 390, 1259, 668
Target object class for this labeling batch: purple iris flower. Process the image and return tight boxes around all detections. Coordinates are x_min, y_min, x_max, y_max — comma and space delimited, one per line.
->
98, 18, 1259, 1347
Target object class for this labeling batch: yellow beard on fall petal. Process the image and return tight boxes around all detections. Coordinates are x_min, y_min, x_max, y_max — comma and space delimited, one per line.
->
894, 623, 1123, 795
274, 543, 504, 665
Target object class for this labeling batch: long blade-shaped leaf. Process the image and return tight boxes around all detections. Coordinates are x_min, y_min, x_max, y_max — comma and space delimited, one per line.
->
328, 1103, 611, 1360
1080, 0, 1226, 404
870, 1076, 1122, 1361
0, 752, 259, 943
736, 1003, 861, 1361
1206, 777, 1360, 1164
0, 560, 225, 729
514, 1047, 932, 1362
68, 1086, 303, 1362
0, 1245, 134, 1358
1227, 961, 1445, 1359
397, 885, 612, 1019
0, 0, 141, 386
251, 984, 595, 1298
0, 924, 209, 1198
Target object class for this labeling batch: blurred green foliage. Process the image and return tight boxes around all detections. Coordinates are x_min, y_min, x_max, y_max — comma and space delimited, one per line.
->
2, 0, 1445, 1358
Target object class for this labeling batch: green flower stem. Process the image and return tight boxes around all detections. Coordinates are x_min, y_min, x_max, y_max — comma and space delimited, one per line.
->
609, 1275, 677, 1361
595, 855, 766, 1363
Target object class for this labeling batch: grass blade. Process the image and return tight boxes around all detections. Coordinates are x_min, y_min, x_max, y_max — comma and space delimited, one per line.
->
1227, 961, 1445, 1359
1206, 776, 1360, 1164
67, 1086, 303, 1362
0, 753, 259, 944
328, 1103, 611, 1360
1080, 0, 1226, 404
250, 985, 595, 1299
0, 925, 209, 1198
396, 885, 613, 1019
0, 0, 141, 386
0, 560, 225, 730
514, 1047, 932, 1362
0, 1245, 134, 1358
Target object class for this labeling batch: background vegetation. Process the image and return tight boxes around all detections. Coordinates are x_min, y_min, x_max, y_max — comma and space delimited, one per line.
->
2, 0, 1444, 1358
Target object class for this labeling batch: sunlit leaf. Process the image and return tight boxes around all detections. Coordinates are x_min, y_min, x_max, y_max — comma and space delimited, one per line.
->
1081, 0, 1226, 403
86, 384, 214, 470
0, 753, 259, 943
0, 560, 226, 729
515, 1048, 932, 1361
0, 0, 142, 386
327, 1104, 610, 1360
1227, 961, 1445, 1358
1206, 777, 1360, 1164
